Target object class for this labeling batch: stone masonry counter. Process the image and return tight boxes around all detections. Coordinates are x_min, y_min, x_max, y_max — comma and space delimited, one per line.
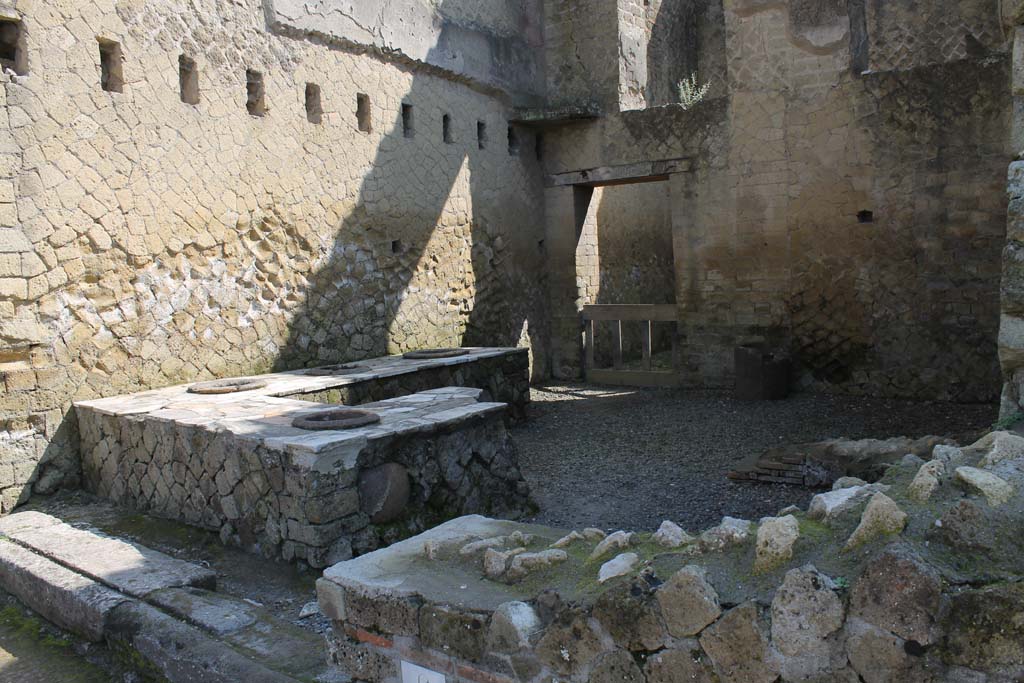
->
318, 430, 1024, 683
287, 348, 531, 421
77, 379, 535, 569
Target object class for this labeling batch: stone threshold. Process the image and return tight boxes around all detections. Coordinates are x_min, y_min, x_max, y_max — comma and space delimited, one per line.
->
0, 510, 342, 682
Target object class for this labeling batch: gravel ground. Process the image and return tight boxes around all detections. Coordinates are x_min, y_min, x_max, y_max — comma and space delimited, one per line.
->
511, 383, 996, 534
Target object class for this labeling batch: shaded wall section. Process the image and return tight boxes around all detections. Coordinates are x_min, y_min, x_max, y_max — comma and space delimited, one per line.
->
544, 0, 1010, 400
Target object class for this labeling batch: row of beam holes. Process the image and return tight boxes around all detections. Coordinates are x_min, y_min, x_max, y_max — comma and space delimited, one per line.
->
3, 20, 549, 257
5, 24, 538, 159
396, 100, 533, 156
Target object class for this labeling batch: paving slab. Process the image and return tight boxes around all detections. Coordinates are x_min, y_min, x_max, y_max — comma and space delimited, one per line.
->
106, 601, 302, 683
0, 539, 127, 642
149, 587, 259, 636
0, 511, 216, 598
149, 586, 338, 681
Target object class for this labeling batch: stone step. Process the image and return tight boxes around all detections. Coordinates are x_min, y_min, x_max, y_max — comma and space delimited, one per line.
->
106, 601, 304, 683
0, 538, 127, 641
0, 511, 215, 598
150, 586, 343, 682
0, 510, 344, 682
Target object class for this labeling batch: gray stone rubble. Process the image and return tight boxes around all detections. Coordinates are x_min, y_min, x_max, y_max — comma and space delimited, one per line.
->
315, 428, 1024, 683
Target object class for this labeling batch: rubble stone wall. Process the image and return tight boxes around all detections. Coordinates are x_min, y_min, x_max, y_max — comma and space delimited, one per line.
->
0, 0, 548, 511
78, 389, 535, 569
319, 431, 1024, 682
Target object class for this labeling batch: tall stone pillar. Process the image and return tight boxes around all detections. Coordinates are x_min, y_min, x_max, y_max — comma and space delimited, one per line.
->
998, 25, 1024, 419
544, 184, 592, 379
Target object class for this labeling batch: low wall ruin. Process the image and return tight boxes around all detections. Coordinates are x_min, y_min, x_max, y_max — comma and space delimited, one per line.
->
317, 431, 1024, 682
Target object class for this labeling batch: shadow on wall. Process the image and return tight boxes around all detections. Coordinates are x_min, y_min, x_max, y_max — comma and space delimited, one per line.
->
269, 33, 549, 377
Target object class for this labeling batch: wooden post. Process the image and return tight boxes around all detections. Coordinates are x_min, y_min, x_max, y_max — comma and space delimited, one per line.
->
642, 320, 652, 371
613, 320, 623, 369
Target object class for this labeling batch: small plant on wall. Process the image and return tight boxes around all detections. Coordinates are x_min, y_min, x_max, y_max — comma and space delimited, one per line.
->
678, 72, 710, 109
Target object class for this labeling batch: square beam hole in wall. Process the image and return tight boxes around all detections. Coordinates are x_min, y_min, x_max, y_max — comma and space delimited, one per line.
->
508, 125, 519, 156
356, 93, 371, 132
402, 103, 414, 138
305, 83, 322, 124
857, 210, 874, 223
179, 55, 199, 105
477, 121, 486, 149
246, 69, 266, 117
442, 114, 454, 144
98, 39, 123, 93
0, 18, 24, 75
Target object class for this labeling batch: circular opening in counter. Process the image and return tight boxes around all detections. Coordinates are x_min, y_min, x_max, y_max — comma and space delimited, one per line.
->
187, 378, 268, 394
303, 363, 365, 376
291, 408, 381, 431
402, 348, 470, 360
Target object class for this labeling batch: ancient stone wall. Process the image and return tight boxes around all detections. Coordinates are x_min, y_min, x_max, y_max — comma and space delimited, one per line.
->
543, 0, 622, 111
864, 0, 1005, 72
549, 0, 729, 112
0, 0, 548, 511
266, 0, 546, 102
545, 0, 1011, 399
998, 24, 1024, 420
318, 432, 1024, 682
635, 0, 729, 108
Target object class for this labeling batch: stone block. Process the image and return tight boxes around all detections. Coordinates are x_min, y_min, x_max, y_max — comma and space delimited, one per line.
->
808, 486, 871, 525
535, 611, 607, 677
699, 601, 778, 683
419, 605, 489, 662
148, 587, 258, 636
593, 574, 668, 651
486, 601, 542, 653
941, 582, 1024, 671
850, 546, 943, 646
0, 511, 216, 598
771, 565, 845, 680
955, 467, 1014, 507
643, 640, 718, 683
589, 649, 644, 683
753, 514, 799, 573
845, 618, 930, 683
106, 601, 298, 683
0, 539, 127, 642
656, 565, 721, 638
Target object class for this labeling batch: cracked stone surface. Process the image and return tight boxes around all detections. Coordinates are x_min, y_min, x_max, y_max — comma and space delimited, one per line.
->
77, 375, 535, 568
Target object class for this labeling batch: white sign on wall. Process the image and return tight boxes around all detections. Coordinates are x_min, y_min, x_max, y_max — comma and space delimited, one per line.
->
400, 660, 446, 683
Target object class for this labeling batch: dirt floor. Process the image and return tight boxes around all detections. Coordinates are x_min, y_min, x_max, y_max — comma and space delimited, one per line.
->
0, 589, 117, 683
512, 383, 997, 533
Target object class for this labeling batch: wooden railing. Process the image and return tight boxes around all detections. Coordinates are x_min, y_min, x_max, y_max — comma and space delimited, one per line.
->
582, 304, 680, 387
